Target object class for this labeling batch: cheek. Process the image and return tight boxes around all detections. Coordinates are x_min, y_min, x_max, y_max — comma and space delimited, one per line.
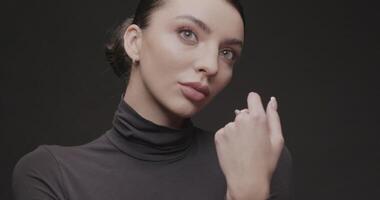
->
141, 33, 187, 78
211, 69, 233, 96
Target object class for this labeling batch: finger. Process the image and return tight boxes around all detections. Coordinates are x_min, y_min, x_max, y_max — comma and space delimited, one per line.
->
240, 108, 249, 113
234, 108, 249, 115
247, 92, 265, 116
224, 121, 235, 130
234, 108, 249, 122
266, 97, 284, 144
214, 127, 224, 144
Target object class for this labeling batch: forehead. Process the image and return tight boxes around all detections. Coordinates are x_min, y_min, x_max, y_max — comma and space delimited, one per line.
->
150, 0, 244, 40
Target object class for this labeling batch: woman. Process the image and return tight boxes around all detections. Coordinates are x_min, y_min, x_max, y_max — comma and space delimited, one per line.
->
12, 0, 292, 199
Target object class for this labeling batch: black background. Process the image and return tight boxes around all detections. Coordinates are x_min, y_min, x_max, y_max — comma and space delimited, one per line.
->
1, 0, 379, 199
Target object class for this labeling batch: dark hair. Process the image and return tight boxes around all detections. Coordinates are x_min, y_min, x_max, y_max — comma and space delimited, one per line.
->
105, 0, 245, 84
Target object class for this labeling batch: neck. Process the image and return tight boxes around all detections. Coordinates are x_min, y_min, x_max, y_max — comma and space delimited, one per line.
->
123, 72, 185, 130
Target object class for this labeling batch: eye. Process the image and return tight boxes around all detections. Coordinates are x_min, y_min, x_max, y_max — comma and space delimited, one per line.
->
177, 28, 198, 43
220, 49, 236, 62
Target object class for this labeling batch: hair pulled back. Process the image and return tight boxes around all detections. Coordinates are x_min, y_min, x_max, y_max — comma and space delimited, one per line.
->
104, 0, 245, 84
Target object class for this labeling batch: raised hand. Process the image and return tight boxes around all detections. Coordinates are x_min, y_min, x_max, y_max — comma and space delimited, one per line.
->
214, 92, 284, 200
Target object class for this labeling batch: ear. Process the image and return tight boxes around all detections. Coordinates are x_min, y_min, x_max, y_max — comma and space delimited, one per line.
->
123, 24, 143, 63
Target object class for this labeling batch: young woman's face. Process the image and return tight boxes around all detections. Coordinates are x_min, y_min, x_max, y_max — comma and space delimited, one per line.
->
135, 0, 244, 118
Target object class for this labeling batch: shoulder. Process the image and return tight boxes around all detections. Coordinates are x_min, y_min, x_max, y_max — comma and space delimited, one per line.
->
13, 143, 84, 176
13, 145, 61, 177
12, 145, 67, 199
12, 144, 70, 180
12, 134, 114, 198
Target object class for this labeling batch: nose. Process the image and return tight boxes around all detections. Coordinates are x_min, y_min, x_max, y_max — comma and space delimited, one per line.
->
195, 48, 219, 76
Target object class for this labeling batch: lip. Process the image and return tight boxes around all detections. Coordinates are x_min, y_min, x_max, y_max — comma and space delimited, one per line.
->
179, 82, 210, 97
179, 82, 210, 102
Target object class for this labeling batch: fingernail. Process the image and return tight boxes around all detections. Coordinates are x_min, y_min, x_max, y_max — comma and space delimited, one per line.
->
271, 96, 277, 110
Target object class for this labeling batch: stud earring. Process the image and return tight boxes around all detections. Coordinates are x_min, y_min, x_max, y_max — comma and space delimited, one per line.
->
132, 59, 139, 65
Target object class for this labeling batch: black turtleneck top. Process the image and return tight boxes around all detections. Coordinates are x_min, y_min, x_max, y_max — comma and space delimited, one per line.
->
12, 94, 293, 200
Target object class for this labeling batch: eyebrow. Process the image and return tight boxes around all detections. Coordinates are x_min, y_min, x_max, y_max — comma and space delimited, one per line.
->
175, 15, 212, 34
175, 15, 244, 48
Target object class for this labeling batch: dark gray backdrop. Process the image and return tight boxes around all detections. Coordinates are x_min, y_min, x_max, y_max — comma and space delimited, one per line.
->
1, 0, 379, 199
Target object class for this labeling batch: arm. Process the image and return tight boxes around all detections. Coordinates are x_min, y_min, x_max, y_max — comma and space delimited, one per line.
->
224, 147, 293, 200
12, 146, 66, 200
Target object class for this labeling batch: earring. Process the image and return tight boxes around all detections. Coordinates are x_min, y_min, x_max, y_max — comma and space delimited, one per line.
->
133, 59, 140, 65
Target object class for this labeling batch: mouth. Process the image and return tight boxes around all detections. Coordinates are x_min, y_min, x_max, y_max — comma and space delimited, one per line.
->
178, 82, 210, 102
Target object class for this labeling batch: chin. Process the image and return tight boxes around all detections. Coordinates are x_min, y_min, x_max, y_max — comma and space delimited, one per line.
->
163, 89, 212, 119
170, 99, 201, 118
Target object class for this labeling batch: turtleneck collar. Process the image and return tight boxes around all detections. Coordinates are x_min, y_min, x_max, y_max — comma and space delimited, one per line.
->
106, 93, 197, 162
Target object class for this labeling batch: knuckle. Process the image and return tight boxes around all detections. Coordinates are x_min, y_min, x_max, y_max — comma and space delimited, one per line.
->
215, 128, 223, 135
250, 112, 267, 123
235, 112, 250, 125
224, 122, 235, 129
274, 134, 285, 145
279, 135, 285, 143
235, 112, 246, 121
214, 129, 224, 142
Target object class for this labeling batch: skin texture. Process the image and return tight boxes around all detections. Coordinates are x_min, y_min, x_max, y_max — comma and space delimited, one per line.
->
123, 0, 244, 129
123, 0, 285, 199
217, 94, 284, 200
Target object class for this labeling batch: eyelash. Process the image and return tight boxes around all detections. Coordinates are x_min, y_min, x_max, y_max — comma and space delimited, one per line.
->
220, 49, 237, 63
176, 27, 238, 63
177, 26, 198, 43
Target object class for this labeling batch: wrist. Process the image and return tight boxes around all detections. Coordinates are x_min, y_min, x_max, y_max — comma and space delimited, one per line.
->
226, 178, 270, 200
